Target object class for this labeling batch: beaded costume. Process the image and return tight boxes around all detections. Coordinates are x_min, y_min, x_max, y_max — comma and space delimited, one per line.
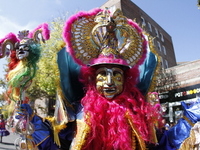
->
54, 8, 162, 150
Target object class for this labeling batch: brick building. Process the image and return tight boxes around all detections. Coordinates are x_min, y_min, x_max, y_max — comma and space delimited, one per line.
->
101, 0, 200, 123
100, 0, 177, 68
159, 60, 200, 122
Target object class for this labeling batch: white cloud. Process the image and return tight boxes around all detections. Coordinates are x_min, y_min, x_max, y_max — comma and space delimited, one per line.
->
0, 16, 21, 38
55, 0, 62, 5
0, 15, 41, 39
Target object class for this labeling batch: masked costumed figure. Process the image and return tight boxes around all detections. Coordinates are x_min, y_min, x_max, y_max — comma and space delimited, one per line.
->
0, 24, 49, 106
156, 97, 200, 150
0, 23, 60, 150
52, 8, 162, 150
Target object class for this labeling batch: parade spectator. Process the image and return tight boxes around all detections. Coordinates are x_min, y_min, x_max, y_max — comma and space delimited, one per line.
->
0, 114, 10, 143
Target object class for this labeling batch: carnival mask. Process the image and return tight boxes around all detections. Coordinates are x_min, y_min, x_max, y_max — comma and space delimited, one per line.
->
15, 38, 32, 60
16, 44, 29, 60
96, 66, 124, 99
147, 92, 160, 106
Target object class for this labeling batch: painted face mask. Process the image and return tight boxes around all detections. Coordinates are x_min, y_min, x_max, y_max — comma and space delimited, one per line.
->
96, 66, 124, 99
16, 44, 29, 60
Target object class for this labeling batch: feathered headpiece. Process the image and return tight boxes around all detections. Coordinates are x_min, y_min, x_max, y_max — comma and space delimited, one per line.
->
63, 8, 147, 68
0, 23, 50, 59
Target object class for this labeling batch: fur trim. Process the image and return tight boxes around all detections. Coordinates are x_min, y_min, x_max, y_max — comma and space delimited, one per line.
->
127, 19, 147, 66
62, 8, 102, 66
0, 32, 19, 45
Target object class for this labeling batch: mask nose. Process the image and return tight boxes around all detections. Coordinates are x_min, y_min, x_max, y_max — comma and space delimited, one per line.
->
106, 71, 113, 86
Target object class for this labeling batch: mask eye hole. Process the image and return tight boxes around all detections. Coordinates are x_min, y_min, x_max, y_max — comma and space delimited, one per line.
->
18, 45, 29, 51
96, 71, 106, 82
113, 71, 119, 76
98, 77, 104, 81
99, 71, 106, 76
24, 47, 29, 51
19, 46, 25, 51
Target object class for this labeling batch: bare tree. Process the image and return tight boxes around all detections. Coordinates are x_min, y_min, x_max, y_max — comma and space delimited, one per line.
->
155, 68, 180, 93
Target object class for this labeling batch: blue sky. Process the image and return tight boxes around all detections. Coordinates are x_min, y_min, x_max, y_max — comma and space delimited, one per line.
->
132, 0, 200, 63
0, 0, 199, 80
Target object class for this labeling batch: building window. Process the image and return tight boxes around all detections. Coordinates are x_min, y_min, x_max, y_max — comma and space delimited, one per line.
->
160, 33, 164, 42
152, 38, 155, 45
160, 56, 164, 68
155, 28, 159, 38
141, 17, 146, 26
157, 41, 161, 51
165, 59, 168, 68
148, 22, 152, 32
162, 45, 166, 55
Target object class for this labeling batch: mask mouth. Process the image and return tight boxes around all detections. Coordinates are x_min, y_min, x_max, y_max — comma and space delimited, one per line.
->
18, 51, 25, 55
16, 50, 29, 60
103, 87, 116, 94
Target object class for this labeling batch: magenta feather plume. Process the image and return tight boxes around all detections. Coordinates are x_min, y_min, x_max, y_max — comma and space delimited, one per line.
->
0, 32, 19, 45
62, 8, 102, 65
127, 19, 147, 66
0, 33, 19, 58
28, 23, 50, 41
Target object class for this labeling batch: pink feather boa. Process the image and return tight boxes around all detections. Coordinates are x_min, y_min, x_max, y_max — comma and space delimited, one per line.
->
0, 32, 19, 45
79, 66, 162, 149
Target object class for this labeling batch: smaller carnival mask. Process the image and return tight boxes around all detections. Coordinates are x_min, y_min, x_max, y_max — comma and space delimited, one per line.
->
15, 31, 34, 60
16, 43, 30, 60
147, 92, 160, 106
96, 66, 124, 99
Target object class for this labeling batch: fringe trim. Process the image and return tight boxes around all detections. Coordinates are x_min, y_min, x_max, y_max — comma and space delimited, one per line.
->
70, 119, 90, 150
183, 115, 195, 127
125, 111, 146, 150
45, 116, 67, 147
36, 135, 50, 146
179, 129, 196, 150
179, 117, 197, 150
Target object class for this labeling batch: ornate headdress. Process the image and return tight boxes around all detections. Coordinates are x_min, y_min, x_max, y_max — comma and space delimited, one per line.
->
63, 8, 147, 68
0, 23, 50, 59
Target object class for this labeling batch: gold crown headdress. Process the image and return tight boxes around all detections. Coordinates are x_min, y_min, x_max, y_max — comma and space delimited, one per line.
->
63, 8, 147, 68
